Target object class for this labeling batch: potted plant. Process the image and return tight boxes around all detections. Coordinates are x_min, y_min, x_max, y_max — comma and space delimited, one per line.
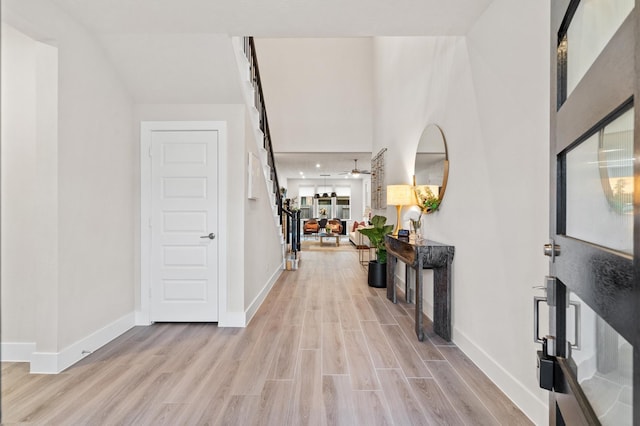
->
414, 185, 440, 213
412, 186, 440, 240
358, 215, 394, 288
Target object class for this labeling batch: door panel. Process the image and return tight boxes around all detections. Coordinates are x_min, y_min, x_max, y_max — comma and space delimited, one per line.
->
547, 1, 638, 424
150, 130, 219, 322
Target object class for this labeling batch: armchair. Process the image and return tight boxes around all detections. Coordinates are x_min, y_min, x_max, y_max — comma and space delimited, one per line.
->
326, 219, 343, 234
304, 219, 319, 236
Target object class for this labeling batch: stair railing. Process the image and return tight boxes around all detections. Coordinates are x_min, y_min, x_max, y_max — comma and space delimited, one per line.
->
282, 207, 301, 256
242, 37, 282, 219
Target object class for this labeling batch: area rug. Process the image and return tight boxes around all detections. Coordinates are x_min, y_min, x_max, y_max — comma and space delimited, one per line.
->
300, 237, 355, 252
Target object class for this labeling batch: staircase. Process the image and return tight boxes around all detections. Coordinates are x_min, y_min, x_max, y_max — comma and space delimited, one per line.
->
232, 36, 300, 264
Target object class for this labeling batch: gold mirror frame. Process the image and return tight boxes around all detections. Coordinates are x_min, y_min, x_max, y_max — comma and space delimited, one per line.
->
413, 124, 449, 213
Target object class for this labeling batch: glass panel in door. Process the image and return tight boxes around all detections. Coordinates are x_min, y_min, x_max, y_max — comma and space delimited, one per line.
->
564, 0, 634, 98
566, 292, 633, 425
565, 107, 634, 254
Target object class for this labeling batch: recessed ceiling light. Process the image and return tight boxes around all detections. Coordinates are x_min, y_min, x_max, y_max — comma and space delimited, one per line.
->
316, 164, 320, 168
299, 171, 303, 175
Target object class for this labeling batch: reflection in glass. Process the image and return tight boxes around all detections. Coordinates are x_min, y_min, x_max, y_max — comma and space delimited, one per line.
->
566, 0, 634, 97
414, 124, 447, 187
565, 107, 633, 254
568, 292, 632, 426
414, 153, 446, 187
598, 110, 634, 215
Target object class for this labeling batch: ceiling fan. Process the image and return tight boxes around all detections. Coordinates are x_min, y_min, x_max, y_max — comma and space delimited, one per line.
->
340, 159, 371, 177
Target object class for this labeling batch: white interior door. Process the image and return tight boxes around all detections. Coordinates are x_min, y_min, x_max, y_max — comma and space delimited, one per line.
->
150, 129, 218, 322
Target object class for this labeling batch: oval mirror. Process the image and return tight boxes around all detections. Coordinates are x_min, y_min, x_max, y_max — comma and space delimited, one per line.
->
413, 123, 449, 213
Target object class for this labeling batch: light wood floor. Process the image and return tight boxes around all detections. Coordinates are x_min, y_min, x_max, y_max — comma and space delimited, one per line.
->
2, 248, 532, 425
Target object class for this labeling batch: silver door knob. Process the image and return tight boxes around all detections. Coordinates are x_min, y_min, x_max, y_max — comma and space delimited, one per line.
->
200, 233, 216, 240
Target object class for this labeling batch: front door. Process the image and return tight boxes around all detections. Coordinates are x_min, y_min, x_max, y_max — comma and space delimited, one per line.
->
146, 125, 220, 322
544, 1, 638, 424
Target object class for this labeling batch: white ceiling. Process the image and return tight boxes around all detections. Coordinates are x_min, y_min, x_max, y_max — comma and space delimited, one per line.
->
275, 152, 372, 180
42, 0, 494, 178
51, 0, 493, 37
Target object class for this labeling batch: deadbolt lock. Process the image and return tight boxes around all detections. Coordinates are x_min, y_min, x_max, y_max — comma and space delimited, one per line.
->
543, 240, 560, 261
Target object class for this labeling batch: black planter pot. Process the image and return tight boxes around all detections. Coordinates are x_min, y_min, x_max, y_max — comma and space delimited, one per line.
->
367, 260, 387, 288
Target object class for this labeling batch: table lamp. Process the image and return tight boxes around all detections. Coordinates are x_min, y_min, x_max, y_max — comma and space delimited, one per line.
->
387, 184, 414, 236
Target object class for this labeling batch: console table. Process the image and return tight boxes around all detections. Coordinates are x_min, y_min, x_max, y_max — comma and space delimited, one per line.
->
385, 235, 455, 342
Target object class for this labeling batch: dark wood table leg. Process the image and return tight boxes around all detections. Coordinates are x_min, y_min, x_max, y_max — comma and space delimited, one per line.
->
433, 259, 452, 341
405, 264, 410, 303
415, 257, 424, 341
387, 254, 397, 303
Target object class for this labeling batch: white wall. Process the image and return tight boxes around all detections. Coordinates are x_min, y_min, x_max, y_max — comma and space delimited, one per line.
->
1, 24, 40, 347
255, 38, 373, 153
2, 0, 135, 367
243, 111, 286, 318
55, 21, 135, 351
372, 0, 550, 423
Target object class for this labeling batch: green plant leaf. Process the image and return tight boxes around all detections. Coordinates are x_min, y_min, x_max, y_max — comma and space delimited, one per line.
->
358, 215, 393, 263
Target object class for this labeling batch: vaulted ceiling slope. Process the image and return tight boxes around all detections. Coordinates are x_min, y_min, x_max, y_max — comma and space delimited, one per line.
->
4, 0, 493, 104
51, 0, 493, 37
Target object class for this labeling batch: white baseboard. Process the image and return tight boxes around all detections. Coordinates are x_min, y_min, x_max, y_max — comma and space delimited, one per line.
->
218, 311, 246, 327
1, 342, 36, 362
135, 310, 152, 326
30, 312, 135, 374
452, 327, 547, 425
244, 266, 283, 326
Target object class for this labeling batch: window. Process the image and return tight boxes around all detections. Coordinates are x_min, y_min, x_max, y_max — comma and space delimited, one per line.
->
318, 197, 332, 218
298, 186, 314, 219
334, 187, 351, 220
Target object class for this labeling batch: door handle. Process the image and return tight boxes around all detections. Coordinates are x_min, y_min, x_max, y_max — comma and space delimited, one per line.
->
569, 300, 581, 350
200, 233, 216, 240
533, 296, 547, 344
